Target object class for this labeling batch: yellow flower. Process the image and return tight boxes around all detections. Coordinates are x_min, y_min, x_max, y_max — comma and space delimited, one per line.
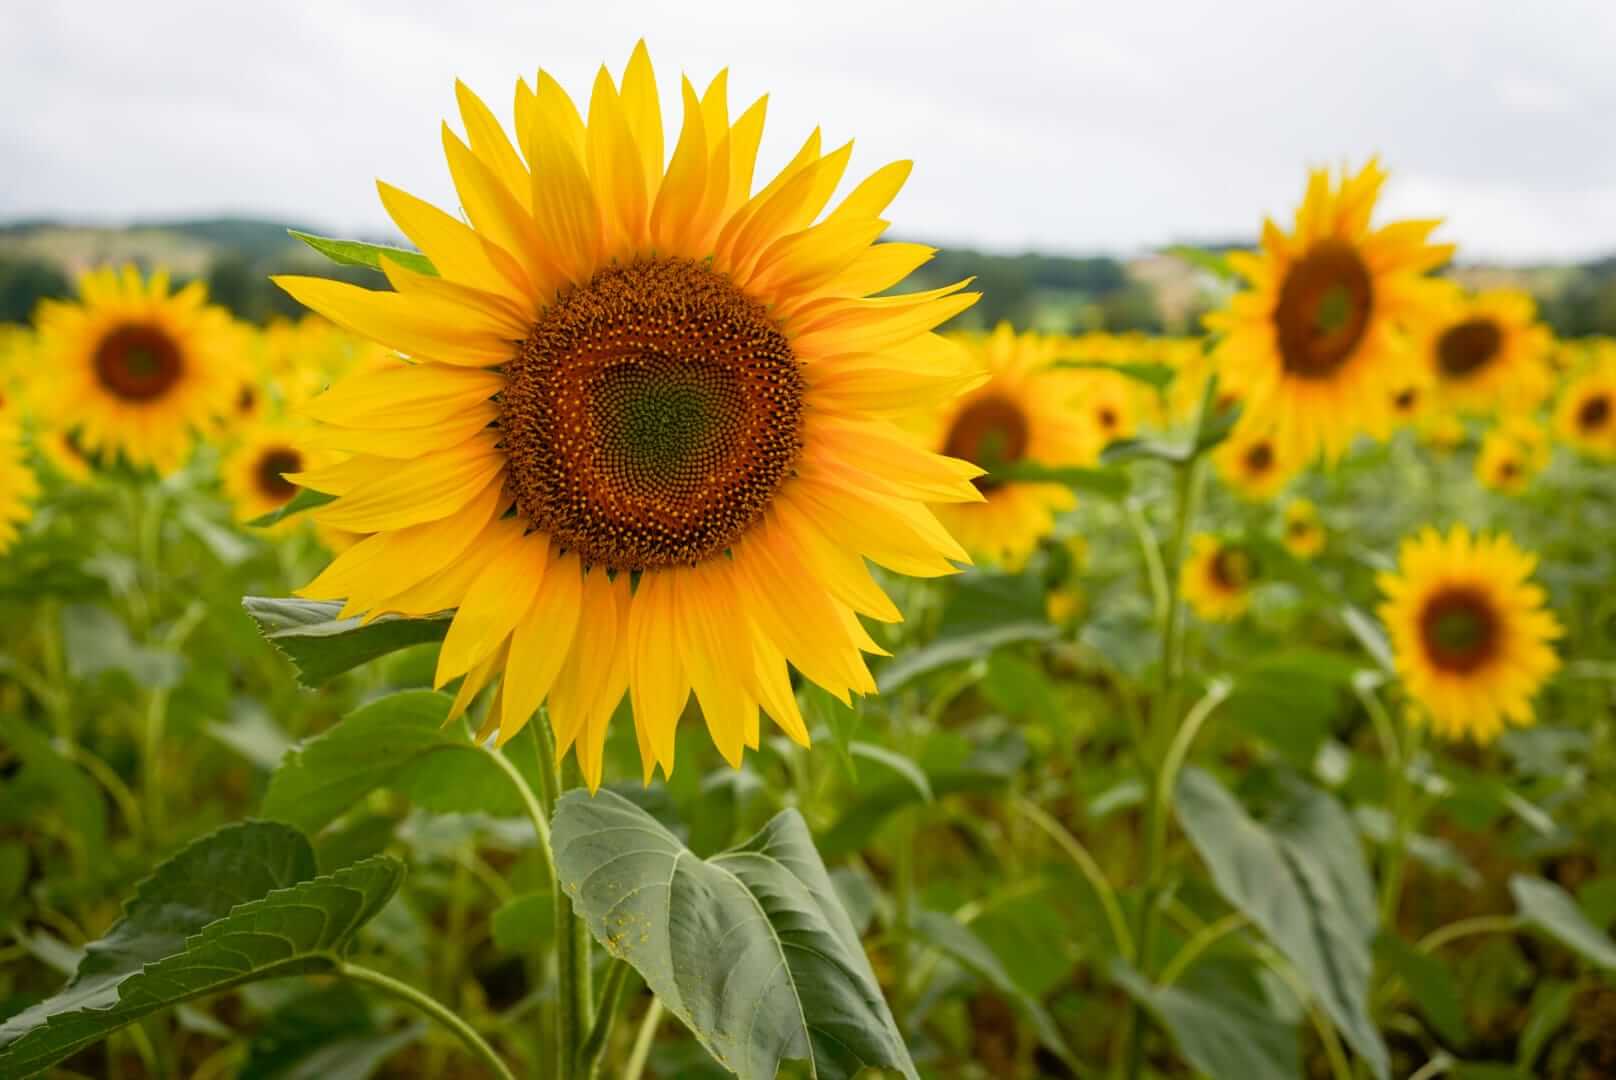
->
1386, 377, 1430, 428
273, 45, 982, 789
36, 428, 97, 484
1475, 417, 1548, 495
1553, 353, 1616, 458
1181, 533, 1257, 621
33, 266, 239, 473
0, 421, 38, 554
1419, 411, 1468, 454
1206, 159, 1453, 462
1214, 426, 1300, 501
223, 422, 328, 526
1378, 526, 1561, 742
1045, 586, 1085, 626
1281, 499, 1325, 558
1416, 287, 1552, 417
928, 325, 1089, 568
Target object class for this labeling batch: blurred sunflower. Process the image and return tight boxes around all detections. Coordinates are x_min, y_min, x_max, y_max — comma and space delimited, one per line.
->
1378, 526, 1561, 742
1418, 288, 1552, 416
275, 44, 982, 788
36, 428, 96, 484
0, 422, 38, 554
1072, 368, 1136, 451
927, 325, 1089, 568
1476, 417, 1549, 495
1387, 377, 1430, 428
1181, 534, 1257, 621
1554, 355, 1616, 458
1207, 159, 1453, 462
224, 423, 324, 525
1281, 499, 1325, 558
1045, 586, 1084, 626
34, 266, 237, 472
1214, 427, 1298, 501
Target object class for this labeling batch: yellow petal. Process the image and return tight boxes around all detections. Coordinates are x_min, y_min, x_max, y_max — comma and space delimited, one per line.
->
312, 431, 505, 532
302, 363, 504, 430
435, 524, 547, 686
272, 276, 514, 367
500, 549, 585, 744
626, 569, 688, 781
455, 79, 531, 212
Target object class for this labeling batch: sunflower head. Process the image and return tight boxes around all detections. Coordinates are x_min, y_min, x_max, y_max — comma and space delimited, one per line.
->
34, 265, 239, 473
274, 44, 982, 789
1476, 417, 1549, 495
1378, 526, 1561, 742
1205, 159, 1453, 463
1182, 533, 1258, 621
1554, 354, 1616, 459
1281, 498, 1326, 558
928, 325, 1090, 568
1214, 426, 1298, 502
1419, 287, 1553, 417
224, 423, 328, 527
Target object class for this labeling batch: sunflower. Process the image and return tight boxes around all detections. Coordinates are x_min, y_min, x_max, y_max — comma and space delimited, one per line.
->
224, 423, 327, 526
36, 428, 97, 484
1378, 526, 1561, 742
274, 45, 983, 789
926, 325, 1090, 567
1214, 426, 1299, 501
0, 421, 38, 554
1181, 533, 1257, 621
1206, 160, 1453, 462
1386, 375, 1431, 428
1417, 287, 1552, 417
33, 266, 238, 472
1554, 354, 1616, 458
1476, 416, 1549, 495
1280, 498, 1325, 558
1071, 368, 1136, 451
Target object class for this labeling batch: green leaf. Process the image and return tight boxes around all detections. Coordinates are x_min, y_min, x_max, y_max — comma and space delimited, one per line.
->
848, 742, 933, 804
490, 893, 554, 954
1516, 979, 1574, 1073
1220, 649, 1357, 764
0, 821, 403, 1077
1374, 934, 1468, 1046
1166, 245, 1239, 282
246, 488, 339, 529
1341, 605, 1396, 674
552, 789, 918, 1080
1053, 358, 1177, 390
242, 597, 450, 687
0, 717, 108, 864
261, 690, 538, 833
1510, 875, 1616, 971
241, 983, 418, 1080
877, 622, 1056, 694
986, 461, 1130, 497
289, 229, 437, 277
62, 604, 186, 689
909, 909, 1078, 1071
1175, 769, 1387, 1080
1112, 963, 1299, 1080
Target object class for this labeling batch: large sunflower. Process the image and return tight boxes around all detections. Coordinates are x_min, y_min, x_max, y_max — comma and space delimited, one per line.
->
1378, 526, 1561, 742
1554, 352, 1616, 458
1416, 287, 1552, 417
34, 266, 238, 472
1206, 160, 1453, 462
275, 45, 982, 789
0, 421, 38, 554
1181, 533, 1257, 622
925, 325, 1089, 567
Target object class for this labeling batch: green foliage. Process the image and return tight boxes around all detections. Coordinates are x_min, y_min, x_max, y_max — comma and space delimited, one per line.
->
243, 596, 451, 687
553, 789, 918, 1080
0, 822, 402, 1076
288, 230, 437, 277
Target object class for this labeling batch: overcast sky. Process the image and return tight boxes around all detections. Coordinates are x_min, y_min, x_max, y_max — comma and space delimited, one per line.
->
5, 2, 1612, 263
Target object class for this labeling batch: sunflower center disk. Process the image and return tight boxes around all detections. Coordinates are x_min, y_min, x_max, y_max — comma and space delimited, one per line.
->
500, 258, 805, 573
256, 448, 303, 501
1578, 394, 1611, 432
1274, 241, 1373, 379
1436, 318, 1502, 379
94, 323, 185, 402
1419, 587, 1498, 672
1245, 442, 1274, 473
944, 394, 1030, 492
1211, 547, 1256, 590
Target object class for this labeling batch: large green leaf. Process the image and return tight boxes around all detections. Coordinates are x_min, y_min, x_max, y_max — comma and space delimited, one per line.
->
552, 789, 917, 1080
1175, 768, 1387, 1079
288, 229, 437, 276
1112, 963, 1299, 1080
908, 909, 1077, 1070
1510, 875, 1616, 971
261, 690, 539, 832
242, 597, 450, 687
0, 821, 403, 1077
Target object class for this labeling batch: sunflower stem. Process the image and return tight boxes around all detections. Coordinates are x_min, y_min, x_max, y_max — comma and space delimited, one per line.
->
341, 962, 515, 1080
529, 712, 591, 1080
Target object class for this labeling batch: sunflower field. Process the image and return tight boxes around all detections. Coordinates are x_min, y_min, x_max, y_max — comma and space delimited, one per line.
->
5, 42, 1616, 1080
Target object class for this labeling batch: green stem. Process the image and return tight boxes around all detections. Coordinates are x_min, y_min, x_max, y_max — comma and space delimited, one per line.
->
1157, 912, 1248, 987
578, 958, 632, 1077
529, 715, 590, 1080
1358, 681, 1413, 928
1125, 497, 1170, 628
1147, 680, 1230, 876
1013, 798, 1133, 962
341, 962, 515, 1080
622, 999, 663, 1080
1417, 914, 1522, 954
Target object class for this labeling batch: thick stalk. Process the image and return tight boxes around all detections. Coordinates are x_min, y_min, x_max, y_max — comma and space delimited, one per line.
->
578, 958, 632, 1077
529, 715, 591, 1080
342, 962, 515, 1080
